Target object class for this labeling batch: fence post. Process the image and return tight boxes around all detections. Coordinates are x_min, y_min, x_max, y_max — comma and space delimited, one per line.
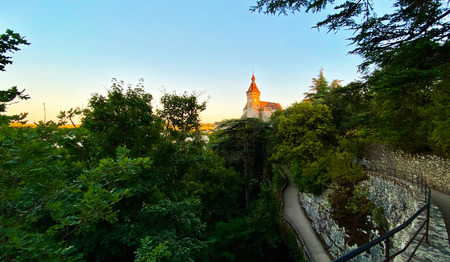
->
385, 236, 390, 261
426, 201, 430, 244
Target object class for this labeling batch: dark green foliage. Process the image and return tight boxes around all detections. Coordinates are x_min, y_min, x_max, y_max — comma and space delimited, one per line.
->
183, 151, 243, 224
209, 118, 270, 176
1, 29, 30, 125
328, 184, 378, 246
1, 84, 223, 261
208, 186, 303, 262
82, 79, 163, 159
2, 79, 302, 261
251, 0, 450, 71
270, 98, 379, 245
0, 86, 30, 125
0, 29, 29, 72
272, 165, 286, 190
271, 102, 335, 164
134, 198, 207, 262
304, 68, 342, 105
0, 123, 153, 261
367, 39, 450, 155
208, 118, 304, 261
271, 101, 336, 194
320, 81, 372, 136
158, 91, 207, 141
0, 123, 79, 261
252, 0, 450, 158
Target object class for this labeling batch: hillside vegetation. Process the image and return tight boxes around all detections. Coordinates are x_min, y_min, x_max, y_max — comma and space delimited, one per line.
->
1, 1, 448, 260
2, 80, 302, 261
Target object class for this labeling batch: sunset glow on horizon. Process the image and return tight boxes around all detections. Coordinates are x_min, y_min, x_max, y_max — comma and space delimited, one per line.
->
1, 0, 366, 124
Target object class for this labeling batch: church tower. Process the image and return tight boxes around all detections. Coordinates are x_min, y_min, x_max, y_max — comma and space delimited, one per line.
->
242, 74, 283, 121
243, 74, 261, 118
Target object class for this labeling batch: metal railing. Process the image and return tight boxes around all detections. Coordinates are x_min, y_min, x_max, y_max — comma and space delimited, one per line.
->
334, 167, 431, 261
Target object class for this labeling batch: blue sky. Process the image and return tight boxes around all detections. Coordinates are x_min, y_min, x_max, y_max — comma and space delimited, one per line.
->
1, 0, 370, 123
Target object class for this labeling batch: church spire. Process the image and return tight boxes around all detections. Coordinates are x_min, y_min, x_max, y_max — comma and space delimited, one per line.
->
247, 74, 260, 94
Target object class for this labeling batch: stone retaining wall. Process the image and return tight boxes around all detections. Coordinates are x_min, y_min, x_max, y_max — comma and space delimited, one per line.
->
299, 191, 350, 259
299, 174, 422, 261
362, 144, 450, 193
298, 143, 448, 261
363, 173, 422, 260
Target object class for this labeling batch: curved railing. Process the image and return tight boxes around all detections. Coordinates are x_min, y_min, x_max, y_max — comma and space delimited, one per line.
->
334, 167, 431, 261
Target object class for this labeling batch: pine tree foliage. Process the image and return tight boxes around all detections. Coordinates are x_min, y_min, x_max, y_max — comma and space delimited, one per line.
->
251, 0, 450, 70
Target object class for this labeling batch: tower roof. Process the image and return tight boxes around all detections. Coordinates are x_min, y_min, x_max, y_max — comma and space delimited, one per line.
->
246, 74, 261, 94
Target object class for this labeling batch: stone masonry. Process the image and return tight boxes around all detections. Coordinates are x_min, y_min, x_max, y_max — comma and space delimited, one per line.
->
297, 143, 450, 261
362, 144, 450, 194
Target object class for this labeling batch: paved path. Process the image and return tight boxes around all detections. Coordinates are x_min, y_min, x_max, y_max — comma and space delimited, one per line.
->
281, 169, 331, 262
398, 182, 450, 261
430, 188, 450, 245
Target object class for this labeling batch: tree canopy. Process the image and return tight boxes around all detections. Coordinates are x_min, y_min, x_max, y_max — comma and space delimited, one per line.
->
81, 78, 162, 159
304, 68, 342, 104
158, 91, 207, 141
0, 29, 30, 124
0, 29, 29, 72
251, 0, 450, 70
1, 77, 302, 261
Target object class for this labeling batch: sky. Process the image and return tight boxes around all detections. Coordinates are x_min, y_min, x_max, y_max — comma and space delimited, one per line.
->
1, 0, 373, 124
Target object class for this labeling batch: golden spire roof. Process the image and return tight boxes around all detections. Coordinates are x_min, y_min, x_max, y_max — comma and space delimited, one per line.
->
246, 74, 261, 94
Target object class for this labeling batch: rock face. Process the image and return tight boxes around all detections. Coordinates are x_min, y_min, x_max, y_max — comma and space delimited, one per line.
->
299, 188, 385, 261
362, 144, 450, 194
299, 174, 424, 261
363, 174, 422, 260
299, 190, 353, 259
298, 144, 450, 261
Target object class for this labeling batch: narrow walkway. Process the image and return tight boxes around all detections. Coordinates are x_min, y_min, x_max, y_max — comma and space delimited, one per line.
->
281, 169, 331, 262
430, 188, 450, 245
397, 179, 450, 261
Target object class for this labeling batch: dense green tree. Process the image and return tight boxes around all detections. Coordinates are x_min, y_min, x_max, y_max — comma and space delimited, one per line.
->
320, 81, 372, 136
208, 187, 288, 262
158, 91, 207, 141
271, 102, 336, 194
81, 79, 163, 159
183, 150, 243, 224
0, 123, 147, 261
366, 39, 450, 154
209, 118, 271, 206
253, 0, 450, 157
304, 68, 342, 105
2, 81, 220, 261
0, 29, 29, 72
0, 29, 30, 124
210, 118, 270, 180
271, 102, 335, 163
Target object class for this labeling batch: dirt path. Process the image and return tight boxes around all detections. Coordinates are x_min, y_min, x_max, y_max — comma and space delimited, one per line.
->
281, 170, 332, 262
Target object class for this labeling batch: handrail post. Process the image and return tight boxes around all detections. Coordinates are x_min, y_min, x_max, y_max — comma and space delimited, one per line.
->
426, 200, 430, 244
385, 236, 390, 261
